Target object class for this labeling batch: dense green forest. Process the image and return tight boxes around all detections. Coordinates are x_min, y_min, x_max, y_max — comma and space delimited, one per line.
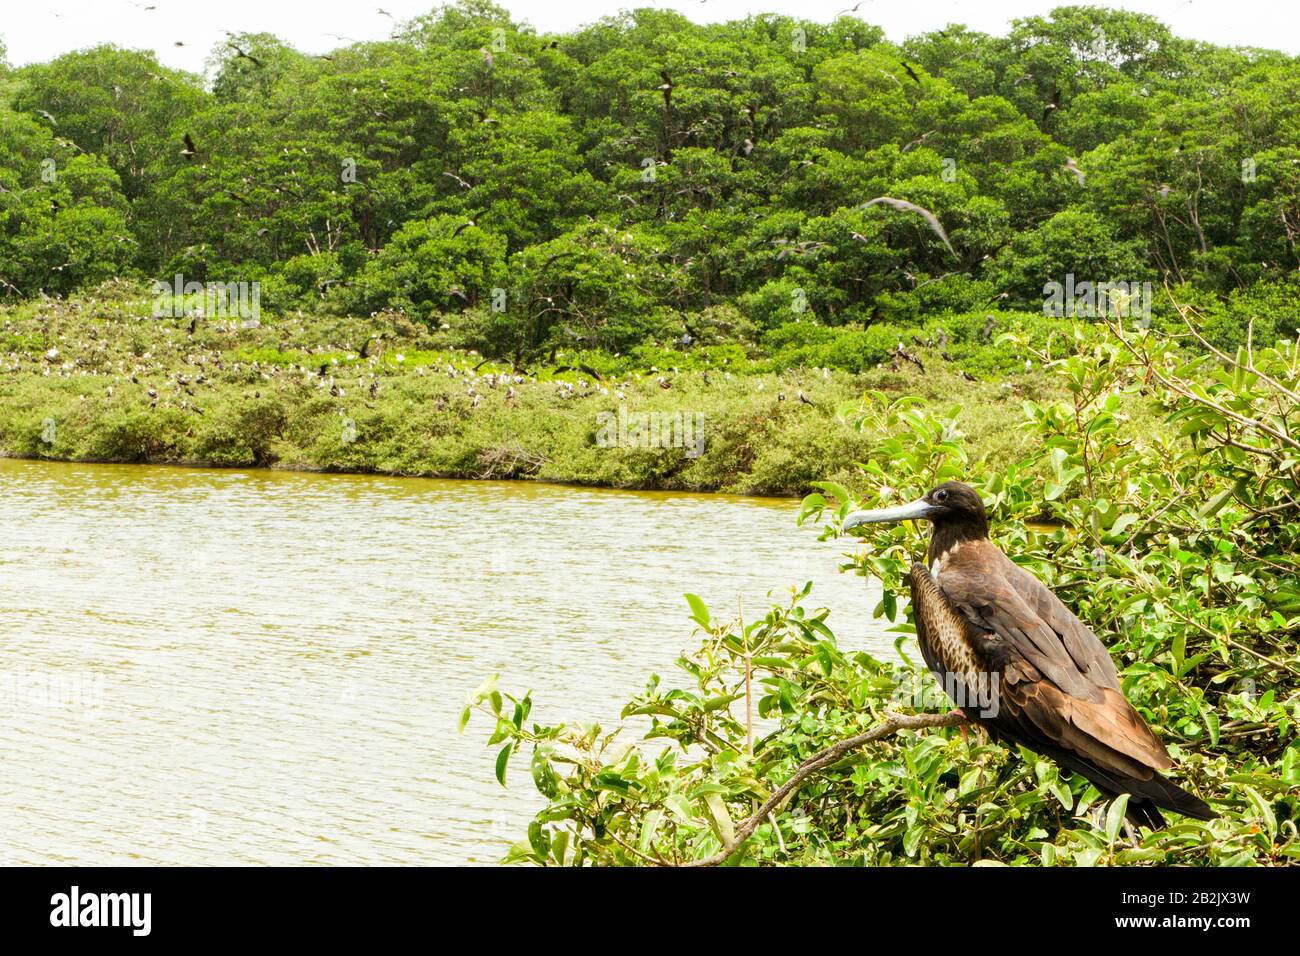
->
2, 2, 1299, 362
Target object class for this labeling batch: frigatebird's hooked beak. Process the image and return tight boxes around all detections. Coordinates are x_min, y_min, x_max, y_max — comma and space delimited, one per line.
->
842, 498, 938, 530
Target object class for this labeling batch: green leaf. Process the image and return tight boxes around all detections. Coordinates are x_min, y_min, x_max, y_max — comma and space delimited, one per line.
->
1105, 794, 1129, 843
1243, 785, 1277, 838
1198, 488, 1234, 518
1171, 631, 1186, 674
471, 673, 499, 704
665, 793, 694, 824
639, 808, 664, 853
797, 492, 827, 525
1109, 513, 1140, 537
703, 693, 742, 712
1051, 781, 1074, 811
703, 792, 735, 846
903, 822, 923, 857
495, 743, 512, 787
528, 820, 549, 859
811, 480, 853, 510
684, 593, 711, 629
1075, 846, 1104, 867
552, 830, 570, 866
1202, 705, 1220, 747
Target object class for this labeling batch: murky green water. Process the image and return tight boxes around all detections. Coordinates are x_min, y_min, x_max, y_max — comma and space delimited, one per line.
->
0, 459, 895, 865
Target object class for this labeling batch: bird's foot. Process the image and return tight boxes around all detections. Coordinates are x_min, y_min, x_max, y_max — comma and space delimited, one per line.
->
950, 708, 969, 743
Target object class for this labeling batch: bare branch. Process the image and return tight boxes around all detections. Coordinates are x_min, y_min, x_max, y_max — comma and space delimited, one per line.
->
675, 710, 968, 867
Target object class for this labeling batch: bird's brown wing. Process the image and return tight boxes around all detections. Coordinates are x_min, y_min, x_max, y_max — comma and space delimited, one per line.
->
997, 656, 1173, 777
940, 541, 1121, 697
925, 548, 1172, 775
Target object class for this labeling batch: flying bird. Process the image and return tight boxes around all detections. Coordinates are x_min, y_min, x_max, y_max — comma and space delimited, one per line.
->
1042, 87, 1062, 124
1064, 156, 1086, 185
180, 133, 199, 160
841, 482, 1217, 829
227, 44, 264, 68
861, 196, 957, 258
657, 70, 674, 108
901, 61, 922, 85
902, 129, 937, 152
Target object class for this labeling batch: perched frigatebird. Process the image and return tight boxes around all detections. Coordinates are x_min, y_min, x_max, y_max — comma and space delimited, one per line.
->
843, 481, 1215, 829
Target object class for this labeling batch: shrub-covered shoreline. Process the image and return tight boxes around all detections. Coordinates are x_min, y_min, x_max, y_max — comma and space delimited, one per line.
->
0, 293, 1114, 496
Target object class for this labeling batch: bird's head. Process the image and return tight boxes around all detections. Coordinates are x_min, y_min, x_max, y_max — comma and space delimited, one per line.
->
842, 481, 988, 541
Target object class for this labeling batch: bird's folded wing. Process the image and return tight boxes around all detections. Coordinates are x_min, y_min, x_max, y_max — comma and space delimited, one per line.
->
939, 549, 1120, 698
1000, 661, 1173, 776
1001, 559, 1124, 693
934, 555, 1172, 774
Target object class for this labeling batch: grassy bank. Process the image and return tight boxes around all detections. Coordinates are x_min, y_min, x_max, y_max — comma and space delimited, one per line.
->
0, 292, 1132, 496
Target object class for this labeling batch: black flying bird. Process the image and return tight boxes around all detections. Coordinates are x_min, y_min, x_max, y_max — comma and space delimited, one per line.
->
842, 481, 1216, 829
227, 44, 265, 68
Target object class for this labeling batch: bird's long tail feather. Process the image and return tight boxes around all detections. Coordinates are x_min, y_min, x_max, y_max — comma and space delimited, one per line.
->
1054, 751, 1216, 828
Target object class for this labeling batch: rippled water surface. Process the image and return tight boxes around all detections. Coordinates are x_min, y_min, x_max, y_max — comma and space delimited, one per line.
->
0, 459, 896, 864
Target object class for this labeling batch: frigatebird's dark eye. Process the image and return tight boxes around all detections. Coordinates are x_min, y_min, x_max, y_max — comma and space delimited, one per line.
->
934, 489, 948, 503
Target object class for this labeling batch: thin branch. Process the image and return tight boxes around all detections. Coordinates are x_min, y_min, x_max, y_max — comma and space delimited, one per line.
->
1105, 312, 1290, 446
1162, 604, 1300, 679
767, 811, 787, 855
677, 710, 968, 867
606, 828, 672, 866
1164, 281, 1300, 408
740, 601, 753, 756
1117, 331, 1300, 450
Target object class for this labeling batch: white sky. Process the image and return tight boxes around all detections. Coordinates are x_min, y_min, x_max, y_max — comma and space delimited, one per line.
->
1, 0, 1297, 75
